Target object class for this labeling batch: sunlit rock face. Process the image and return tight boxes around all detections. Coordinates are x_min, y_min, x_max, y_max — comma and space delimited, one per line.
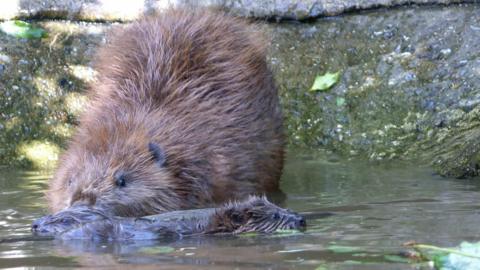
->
0, 0, 471, 21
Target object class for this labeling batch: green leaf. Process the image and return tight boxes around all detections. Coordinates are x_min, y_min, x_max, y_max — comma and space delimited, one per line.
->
139, 246, 175, 254
327, 245, 361, 254
274, 229, 301, 235
383, 254, 411, 263
0, 20, 47, 39
344, 260, 363, 265
238, 232, 259, 238
310, 71, 340, 91
336, 97, 346, 106
410, 242, 480, 270
268, 229, 303, 238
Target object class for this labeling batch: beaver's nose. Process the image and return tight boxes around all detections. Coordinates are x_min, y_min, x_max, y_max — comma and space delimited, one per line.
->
31, 215, 50, 232
294, 215, 307, 229
298, 216, 306, 227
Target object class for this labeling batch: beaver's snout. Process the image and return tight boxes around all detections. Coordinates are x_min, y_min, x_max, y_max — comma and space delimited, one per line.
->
284, 212, 306, 231
31, 215, 51, 233
31, 221, 39, 231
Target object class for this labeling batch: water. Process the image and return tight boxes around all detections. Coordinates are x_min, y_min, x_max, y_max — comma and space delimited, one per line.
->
1, 151, 479, 269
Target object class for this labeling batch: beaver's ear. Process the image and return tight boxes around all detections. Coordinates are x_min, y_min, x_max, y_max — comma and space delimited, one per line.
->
148, 142, 166, 167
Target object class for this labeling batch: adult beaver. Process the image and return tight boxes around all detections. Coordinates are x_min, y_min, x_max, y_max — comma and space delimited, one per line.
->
33, 196, 305, 240
48, 8, 284, 216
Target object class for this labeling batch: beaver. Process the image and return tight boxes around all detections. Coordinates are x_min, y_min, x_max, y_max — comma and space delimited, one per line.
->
32, 196, 305, 240
47, 8, 284, 216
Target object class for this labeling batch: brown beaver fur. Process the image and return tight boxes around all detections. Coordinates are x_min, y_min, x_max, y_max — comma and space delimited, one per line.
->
47, 8, 284, 217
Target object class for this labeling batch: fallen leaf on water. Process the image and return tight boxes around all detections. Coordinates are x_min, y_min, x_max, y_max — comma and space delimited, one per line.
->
407, 242, 480, 270
139, 246, 175, 254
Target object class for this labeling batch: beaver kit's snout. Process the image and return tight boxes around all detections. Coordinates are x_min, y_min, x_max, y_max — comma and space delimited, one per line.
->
32, 196, 306, 240
286, 212, 307, 230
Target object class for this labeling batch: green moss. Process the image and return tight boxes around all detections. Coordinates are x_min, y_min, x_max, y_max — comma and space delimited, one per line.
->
415, 61, 436, 83
0, 20, 104, 167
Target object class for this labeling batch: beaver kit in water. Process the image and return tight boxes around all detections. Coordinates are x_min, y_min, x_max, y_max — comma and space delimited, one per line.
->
47, 8, 284, 216
32, 196, 305, 240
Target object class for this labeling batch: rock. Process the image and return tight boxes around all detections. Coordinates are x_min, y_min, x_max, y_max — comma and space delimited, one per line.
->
0, 0, 474, 21
0, 20, 104, 167
267, 3, 480, 177
0, 53, 11, 63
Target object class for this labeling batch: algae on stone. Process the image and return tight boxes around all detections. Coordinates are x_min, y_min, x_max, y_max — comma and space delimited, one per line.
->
0, 21, 106, 168
267, 4, 480, 177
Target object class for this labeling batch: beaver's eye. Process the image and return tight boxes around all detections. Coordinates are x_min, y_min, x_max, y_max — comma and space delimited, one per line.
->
114, 171, 127, 187
60, 218, 73, 226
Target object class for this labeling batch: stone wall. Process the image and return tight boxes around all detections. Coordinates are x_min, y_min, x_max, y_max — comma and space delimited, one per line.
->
0, 0, 475, 21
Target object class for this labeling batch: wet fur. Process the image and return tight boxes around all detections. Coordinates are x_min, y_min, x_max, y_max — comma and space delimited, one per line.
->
47, 8, 284, 216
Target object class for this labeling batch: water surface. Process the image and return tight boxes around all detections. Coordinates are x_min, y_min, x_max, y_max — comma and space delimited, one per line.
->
1, 151, 479, 269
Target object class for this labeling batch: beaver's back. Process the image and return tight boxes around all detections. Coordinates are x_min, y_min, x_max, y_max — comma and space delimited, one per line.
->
95, 9, 274, 109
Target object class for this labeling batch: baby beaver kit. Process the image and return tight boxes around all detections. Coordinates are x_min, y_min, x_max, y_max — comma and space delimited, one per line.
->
47, 8, 285, 217
32, 196, 306, 240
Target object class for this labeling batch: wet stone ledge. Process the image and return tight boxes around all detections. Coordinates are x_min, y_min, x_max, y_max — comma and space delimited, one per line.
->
0, 0, 476, 21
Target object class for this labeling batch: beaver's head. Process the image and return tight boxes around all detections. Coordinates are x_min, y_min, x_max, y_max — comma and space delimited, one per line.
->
47, 110, 184, 217
211, 196, 306, 234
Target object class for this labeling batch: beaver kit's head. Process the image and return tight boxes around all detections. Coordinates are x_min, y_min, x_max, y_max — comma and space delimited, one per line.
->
31, 204, 110, 236
210, 196, 306, 234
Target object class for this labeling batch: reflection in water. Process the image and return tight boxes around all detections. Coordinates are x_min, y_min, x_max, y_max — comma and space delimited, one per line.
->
1, 150, 480, 269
